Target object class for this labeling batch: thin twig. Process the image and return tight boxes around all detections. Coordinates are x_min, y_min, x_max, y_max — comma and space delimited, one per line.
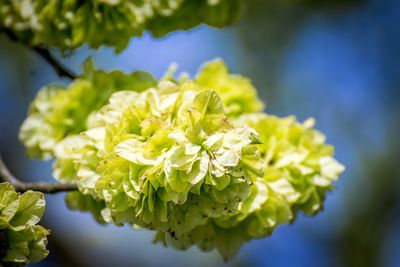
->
32, 46, 77, 80
0, 156, 78, 194
1, 28, 77, 80
8, 181, 78, 194
0, 29, 78, 194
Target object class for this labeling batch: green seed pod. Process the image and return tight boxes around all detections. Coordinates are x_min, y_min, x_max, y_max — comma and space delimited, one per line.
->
154, 113, 344, 260
0, 183, 49, 266
0, 0, 242, 52
55, 84, 264, 234
234, 113, 345, 215
19, 59, 344, 260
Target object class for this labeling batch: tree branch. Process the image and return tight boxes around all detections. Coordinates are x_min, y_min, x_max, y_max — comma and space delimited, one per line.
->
0, 28, 79, 194
0, 156, 78, 194
1, 28, 77, 80
32, 46, 77, 80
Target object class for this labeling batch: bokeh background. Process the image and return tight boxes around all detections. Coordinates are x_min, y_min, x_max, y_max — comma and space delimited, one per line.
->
1, 0, 400, 266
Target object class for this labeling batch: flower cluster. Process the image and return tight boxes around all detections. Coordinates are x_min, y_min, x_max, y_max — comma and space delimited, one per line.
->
0, 0, 241, 52
0, 183, 49, 266
19, 59, 344, 259
55, 83, 264, 238
234, 113, 344, 216
155, 113, 344, 259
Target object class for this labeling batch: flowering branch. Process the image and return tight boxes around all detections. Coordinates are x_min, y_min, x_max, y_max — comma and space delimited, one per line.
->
0, 156, 78, 194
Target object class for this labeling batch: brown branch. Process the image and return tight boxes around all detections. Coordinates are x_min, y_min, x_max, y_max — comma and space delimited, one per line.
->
0, 156, 78, 194
0, 29, 79, 193
9, 181, 78, 194
1, 28, 77, 80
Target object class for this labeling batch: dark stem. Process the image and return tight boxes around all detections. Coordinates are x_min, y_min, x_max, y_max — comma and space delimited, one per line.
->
1, 28, 77, 80
0, 156, 78, 194
0, 29, 78, 194
32, 46, 77, 80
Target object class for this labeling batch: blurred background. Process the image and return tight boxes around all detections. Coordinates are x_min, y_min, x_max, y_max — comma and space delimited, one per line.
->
1, 0, 400, 266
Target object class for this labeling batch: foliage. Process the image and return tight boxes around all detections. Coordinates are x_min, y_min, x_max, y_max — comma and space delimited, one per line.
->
0, 183, 49, 266
0, 0, 241, 52
20, 59, 344, 259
